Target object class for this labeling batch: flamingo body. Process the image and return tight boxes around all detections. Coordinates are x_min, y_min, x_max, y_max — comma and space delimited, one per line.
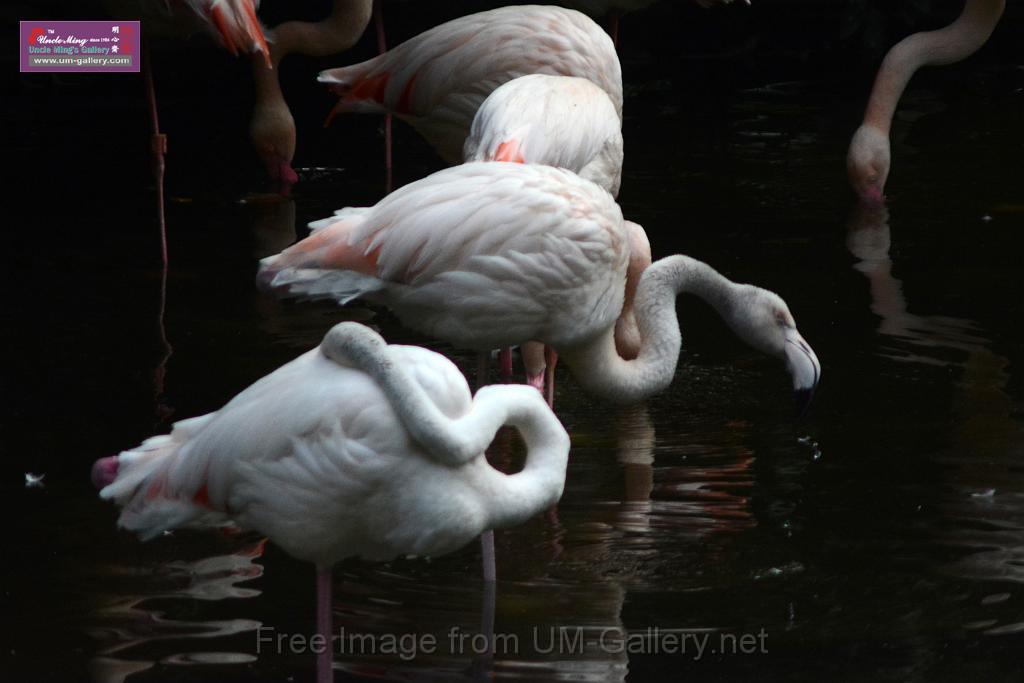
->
96, 323, 570, 567
263, 163, 626, 353
465, 74, 624, 197
260, 163, 821, 407
847, 0, 1006, 203
320, 5, 622, 163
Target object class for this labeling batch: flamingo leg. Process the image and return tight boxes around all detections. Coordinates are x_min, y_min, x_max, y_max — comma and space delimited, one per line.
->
473, 350, 498, 583
543, 346, 558, 408
142, 47, 168, 268
373, 0, 392, 192
316, 565, 333, 683
499, 348, 513, 381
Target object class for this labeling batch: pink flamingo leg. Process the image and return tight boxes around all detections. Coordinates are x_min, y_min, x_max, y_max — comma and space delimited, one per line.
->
373, 0, 392, 192
543, 346, 558, 408
316, 565, 333, 683
474, 351, 497, 583
143, 47, 168, 268
499, 348, 513, 381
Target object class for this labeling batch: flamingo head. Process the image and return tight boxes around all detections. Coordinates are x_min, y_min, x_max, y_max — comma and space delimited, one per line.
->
847, 124, 890, 207
614, 221, 653, 360
725, 286, 821, 417
250, 100, 297, 193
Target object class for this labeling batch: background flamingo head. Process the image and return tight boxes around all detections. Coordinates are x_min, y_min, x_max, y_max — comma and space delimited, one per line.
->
847, 124, 890, 207
250, 100, 298, 192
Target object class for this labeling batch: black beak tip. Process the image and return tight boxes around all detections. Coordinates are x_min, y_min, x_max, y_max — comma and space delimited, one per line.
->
794, 387, 815, 419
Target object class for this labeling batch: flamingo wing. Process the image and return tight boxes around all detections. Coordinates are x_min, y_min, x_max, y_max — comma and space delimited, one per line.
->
320, 5, 621, 162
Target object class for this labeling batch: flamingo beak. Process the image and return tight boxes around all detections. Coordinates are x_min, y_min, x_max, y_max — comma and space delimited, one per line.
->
784, 329, 820, 417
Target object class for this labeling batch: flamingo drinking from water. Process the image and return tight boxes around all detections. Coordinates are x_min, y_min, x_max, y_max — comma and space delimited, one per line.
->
92, 322, 569, 683
847, 0, 1005, 205
464, 73, 627, 395
259, 162, 821, 412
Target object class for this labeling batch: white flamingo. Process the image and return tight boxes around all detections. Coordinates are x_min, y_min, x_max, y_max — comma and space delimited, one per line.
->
847, 0, 1005, 205
259, 162, 821, 411
465, 74, 624, 198
464, 73, 626, 396
319, 5, 622, 167
92, 321, 569, 683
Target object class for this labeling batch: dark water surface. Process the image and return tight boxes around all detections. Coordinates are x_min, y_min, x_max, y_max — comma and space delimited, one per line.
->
6, 3, 1024, 681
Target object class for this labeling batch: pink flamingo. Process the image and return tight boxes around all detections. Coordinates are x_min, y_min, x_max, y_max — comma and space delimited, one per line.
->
249, 0, 377, 192
847, 0, 1005, 205
464, 73, 627, 397
465, 74, 624, 197
259, 162, 821, 412
319, 5, 622, 173
92, 322, 569, 683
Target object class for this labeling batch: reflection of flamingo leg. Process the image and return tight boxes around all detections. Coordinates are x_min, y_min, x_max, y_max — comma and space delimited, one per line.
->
315, 566, 333, 683
373, 0, 392, 192
467, 579, 496, 680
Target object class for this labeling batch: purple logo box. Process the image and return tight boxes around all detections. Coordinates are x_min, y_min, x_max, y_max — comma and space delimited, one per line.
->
20, 21, 141, 73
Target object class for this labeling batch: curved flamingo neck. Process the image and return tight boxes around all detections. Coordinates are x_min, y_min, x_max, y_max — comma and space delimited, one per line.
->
863, 0, 1005, 134
320, 324, 568, 525
269, 0, 373, 61
562, 255, 737, 404
473, 388, 570, 529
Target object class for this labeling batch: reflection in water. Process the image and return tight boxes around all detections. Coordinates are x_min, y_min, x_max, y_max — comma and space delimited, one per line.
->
847, 204, 988, 364
88, 539, 265, 682
847, 204, 1024, 636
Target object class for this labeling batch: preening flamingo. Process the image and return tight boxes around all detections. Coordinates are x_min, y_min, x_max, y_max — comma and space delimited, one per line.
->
250, 0, 375, 191
319, 5, 622, 167
92, 322, 569, 683
259, 162, 821, 411
847, 0, 1005, 205
465, 74, 624, 198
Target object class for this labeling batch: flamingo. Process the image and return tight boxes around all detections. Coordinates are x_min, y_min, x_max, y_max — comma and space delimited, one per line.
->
250, 0, 376, 192
465, 74, 624, 198
464, 73, 626, 396
92, 321, 569, 683
847, 0, 1005, 205
102, 0, 270, 62
258, 162, 821, 412
319, 5, 622, 171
